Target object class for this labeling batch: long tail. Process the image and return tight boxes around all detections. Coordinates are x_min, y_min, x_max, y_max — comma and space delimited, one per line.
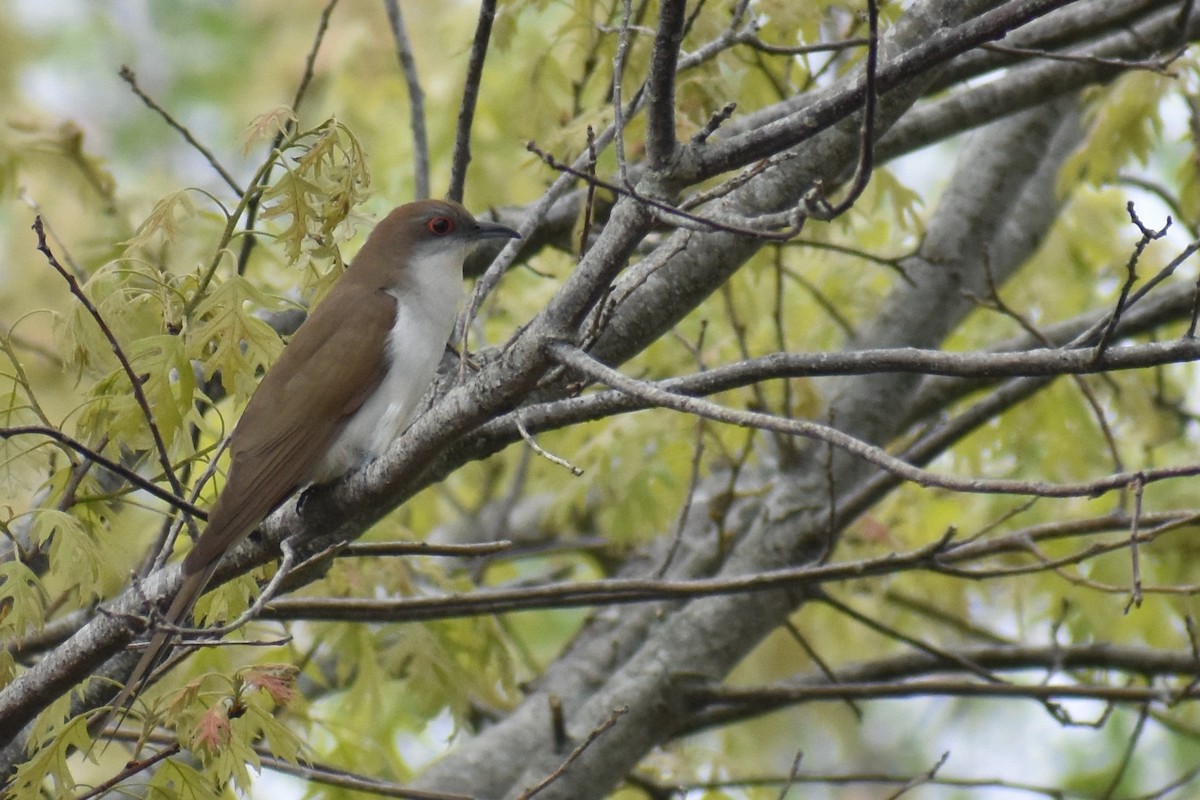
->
89, 563, 218, 750
90, 489, 264, 752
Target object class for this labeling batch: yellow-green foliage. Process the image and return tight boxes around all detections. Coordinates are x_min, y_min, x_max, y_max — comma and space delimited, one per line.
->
1061, 71, 1172, 191
1, 1, 1199, 798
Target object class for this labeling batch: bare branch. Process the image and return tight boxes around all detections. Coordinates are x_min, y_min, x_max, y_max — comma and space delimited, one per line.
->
804, 0, 879, 221
981, 39, 1185, 74
0, 426, 206, 520
235, 0, 340, 274
260, 752, 475, 800
682, 0, 1080, 182
518, 708, 628, 799
32, 217, 195, 534
612, 0, 634, 186
448, 0, 502, 202
546, 341, 1200, 503
383, 0, 430, 200
118, 66, 243, 195
643, 0, 687, 170
526, 140, 806, 239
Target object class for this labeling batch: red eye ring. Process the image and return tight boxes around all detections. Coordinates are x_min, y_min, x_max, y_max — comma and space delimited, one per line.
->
427, 216, 454, 236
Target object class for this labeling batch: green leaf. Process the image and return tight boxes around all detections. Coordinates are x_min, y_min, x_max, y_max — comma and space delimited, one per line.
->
258, 119, 370, 264
240, 105, 297, 154
32, 508, 113, 605
258, 167, 324, 264
1060, 70, 1170, 191
0, 649, 14, 690
132, 333, 202, 456
148, 759, 223, 800
0, 558, 48, 637
186, 274, 285, 399
7, 708, 88, 798
123, 190, 197, 252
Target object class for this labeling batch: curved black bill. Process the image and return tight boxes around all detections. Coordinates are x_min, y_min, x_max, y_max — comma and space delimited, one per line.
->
472, 219, 521, 241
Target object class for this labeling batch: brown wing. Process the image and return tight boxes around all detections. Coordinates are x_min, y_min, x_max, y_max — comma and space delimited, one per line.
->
95, 282, 397, 745
182, 283, 395, 575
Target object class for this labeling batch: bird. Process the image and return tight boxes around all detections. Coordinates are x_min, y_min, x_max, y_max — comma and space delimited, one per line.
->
97, 198, 519, 737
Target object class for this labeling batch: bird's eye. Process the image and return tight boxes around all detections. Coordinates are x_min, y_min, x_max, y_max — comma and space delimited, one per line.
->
427, 217, 454, 236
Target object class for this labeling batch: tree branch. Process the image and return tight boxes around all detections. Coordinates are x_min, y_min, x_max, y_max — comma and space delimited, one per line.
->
383, 0, 430, 200
447, 0, 501, 202
642, 0, 687, 170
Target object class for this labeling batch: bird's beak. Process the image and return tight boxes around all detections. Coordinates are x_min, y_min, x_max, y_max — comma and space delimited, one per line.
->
472, 219, 521, 241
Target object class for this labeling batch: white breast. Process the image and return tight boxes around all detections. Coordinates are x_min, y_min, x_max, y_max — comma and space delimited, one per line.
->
313, 245, 465, 482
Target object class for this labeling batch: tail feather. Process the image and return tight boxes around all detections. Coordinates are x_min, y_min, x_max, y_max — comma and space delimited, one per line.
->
90, 505, 260, 754
89, 564, 218, 751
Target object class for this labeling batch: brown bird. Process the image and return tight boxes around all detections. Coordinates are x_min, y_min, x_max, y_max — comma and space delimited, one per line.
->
100, 199, 519, 732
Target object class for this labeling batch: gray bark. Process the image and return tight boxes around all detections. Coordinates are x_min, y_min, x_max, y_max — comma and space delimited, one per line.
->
411, 96, 1084, 800
3, 0, 1197, 796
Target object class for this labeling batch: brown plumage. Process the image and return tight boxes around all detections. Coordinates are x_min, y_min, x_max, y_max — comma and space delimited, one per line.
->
96, 200, 518, 738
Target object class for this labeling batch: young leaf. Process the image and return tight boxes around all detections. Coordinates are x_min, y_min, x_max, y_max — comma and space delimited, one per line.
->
186, 275, 285, 398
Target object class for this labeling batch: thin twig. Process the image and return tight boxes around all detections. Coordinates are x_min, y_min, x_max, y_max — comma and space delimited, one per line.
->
677, 151, 781, 210
235, 0, 340, 274
546, 341, 1200, 503
74, 740, 181, 800
0, 427, 205, 518
55, 439, 102, 513
17, 193, 87, 281
1131, 767, 1200, 800
515, 413, 584, 476
151, 435, 230, 573
783, 619, 862, 720
259, 751, 474, 800
819, 593, 1006, 686
738, 34, 870, 56
189, 538, 334, 638
448, 0, 501, 202
1100, 703, 1150, 800
981, 41, 1184, 75
527, 140, 805, 239
974, 253, 1125, 479
665, 678, 1188, 710
1093, 203, 1173, 357
885, 752, 950, 800
579, 126, 599, 256
776, 750, 804, 800
458, 18, 663, 328
339, 540, 513, 558
656, 410, 706, 578
32, 218, 195, 536
518, 707, 628, 799
118, 66, 243, 195
663, 767, 1080, 798
1118, 174, 1196, 239
383, 0, 430, 200
680, 0, 1082, 184
822, 408, 837, 548
1124, 475, 1146, 612
1, 319, 64, 367
1075, 238, 1200, 348
804, 0, 879, 221
691, 101, 737, 144
1188, 272, 1200, 338
613, 0, 634, 187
